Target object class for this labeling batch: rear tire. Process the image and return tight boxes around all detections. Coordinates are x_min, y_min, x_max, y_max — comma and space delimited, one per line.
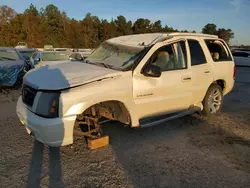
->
202, 84, 223, 115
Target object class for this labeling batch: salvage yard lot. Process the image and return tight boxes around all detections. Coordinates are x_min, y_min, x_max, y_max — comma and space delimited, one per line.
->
0, 67, 250, 188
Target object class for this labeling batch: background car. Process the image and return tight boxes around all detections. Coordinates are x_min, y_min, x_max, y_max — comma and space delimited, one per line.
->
53, 48, 70, 52
16, 48, 37, 59
0, 47, 31, 86
30, 51, 75, 68
15, 42, 28, 49
69, 52, 85, 61
16, 48, 37, 70
43, 45, 54, 51
231, 49, 250, 67
72, 48, 93, 58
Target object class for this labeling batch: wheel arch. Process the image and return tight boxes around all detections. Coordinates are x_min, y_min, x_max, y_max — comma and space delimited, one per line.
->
201, 81, 224, 115
64, 99, 136, 126
80, 100, 132, 125
214, 79, 226, 93
202, 79, 226, 102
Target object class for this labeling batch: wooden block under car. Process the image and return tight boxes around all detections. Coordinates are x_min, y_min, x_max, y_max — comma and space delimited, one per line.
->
87, 136, 109, 150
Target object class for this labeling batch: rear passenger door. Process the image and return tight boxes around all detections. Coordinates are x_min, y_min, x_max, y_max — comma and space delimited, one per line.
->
204, 39, 235, 94
188, 39, 214, 104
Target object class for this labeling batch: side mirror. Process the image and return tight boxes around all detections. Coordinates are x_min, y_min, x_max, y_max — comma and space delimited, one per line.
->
33, 57, 41, 66
35, 57, 40, 61
143, 64, 162, 78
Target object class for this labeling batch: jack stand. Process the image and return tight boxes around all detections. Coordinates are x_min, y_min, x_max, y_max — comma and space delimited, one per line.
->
87, 136, 109, 150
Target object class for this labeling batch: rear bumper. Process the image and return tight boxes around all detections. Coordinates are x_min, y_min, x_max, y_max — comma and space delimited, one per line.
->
16, 97, 76, 147
224, 79, 235, 95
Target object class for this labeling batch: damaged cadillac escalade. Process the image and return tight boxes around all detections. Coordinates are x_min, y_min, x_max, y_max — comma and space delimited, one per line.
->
16, 33, 235, 147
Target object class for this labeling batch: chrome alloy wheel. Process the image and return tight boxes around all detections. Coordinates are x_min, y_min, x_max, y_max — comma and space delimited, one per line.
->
208, 88, 222, 113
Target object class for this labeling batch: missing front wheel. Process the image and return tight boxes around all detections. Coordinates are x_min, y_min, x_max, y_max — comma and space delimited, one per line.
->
74, 115, 109, 149
74, 115, 101, 139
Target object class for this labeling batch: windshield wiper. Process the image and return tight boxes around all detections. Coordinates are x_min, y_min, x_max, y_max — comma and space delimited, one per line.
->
97, 62, 112, 69
85, 59, 124, 71
85, 60, 112, 69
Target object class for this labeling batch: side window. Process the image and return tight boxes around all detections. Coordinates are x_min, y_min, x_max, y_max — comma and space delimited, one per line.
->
188, 40, 206, 66
148, 41, 187, 71
205, 40, 233, 61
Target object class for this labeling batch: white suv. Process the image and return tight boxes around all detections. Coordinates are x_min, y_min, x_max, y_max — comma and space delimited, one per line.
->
16, 33, 235, 147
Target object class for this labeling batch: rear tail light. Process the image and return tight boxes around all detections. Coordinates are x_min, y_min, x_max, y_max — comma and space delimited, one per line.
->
233, 66, 236, 79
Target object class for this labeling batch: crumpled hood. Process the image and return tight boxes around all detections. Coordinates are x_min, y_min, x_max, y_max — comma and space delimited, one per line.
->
24, 62, 120, 90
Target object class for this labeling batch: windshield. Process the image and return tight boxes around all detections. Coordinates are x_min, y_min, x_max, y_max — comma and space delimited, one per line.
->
0, 49, 20, 61
19, 51, 35, 58
42, 52, 70, 61
85, 42, 145, 70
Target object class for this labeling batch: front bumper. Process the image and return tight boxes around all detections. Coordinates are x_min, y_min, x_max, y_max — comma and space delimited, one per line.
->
16, 97, 76, 147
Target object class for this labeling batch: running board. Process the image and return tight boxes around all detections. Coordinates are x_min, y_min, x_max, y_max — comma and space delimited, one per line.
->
139, 107, 201, 128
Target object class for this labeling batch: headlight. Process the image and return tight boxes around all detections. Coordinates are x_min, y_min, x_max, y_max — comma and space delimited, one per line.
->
36, 92, 60, 118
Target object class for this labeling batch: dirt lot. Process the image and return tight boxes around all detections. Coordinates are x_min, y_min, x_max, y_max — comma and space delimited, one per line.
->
0, 67, 250, 188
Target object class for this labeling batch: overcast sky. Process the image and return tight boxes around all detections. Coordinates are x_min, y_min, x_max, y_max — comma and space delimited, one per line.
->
2, 0, 250, 45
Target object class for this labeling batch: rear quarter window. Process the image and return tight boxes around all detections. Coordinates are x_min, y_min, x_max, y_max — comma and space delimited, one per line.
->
205, 40, 233, 62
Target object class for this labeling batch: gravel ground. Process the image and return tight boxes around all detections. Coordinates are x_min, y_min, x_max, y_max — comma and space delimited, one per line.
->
0, 67, 250, 188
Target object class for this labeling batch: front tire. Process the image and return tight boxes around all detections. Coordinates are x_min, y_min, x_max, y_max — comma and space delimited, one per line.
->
202, 84, 223, 115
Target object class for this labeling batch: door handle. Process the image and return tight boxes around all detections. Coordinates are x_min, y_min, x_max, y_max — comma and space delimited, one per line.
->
182, 77, 192, 81
204, 70, 210, 74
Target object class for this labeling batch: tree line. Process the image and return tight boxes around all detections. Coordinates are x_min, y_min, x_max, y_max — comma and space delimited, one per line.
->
0, 4, 235, 48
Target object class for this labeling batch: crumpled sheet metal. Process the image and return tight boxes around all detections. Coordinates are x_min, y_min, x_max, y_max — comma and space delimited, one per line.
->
0, 61, 24, 86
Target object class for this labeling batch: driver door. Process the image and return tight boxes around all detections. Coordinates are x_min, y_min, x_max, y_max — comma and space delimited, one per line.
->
133, 40, 193, 119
